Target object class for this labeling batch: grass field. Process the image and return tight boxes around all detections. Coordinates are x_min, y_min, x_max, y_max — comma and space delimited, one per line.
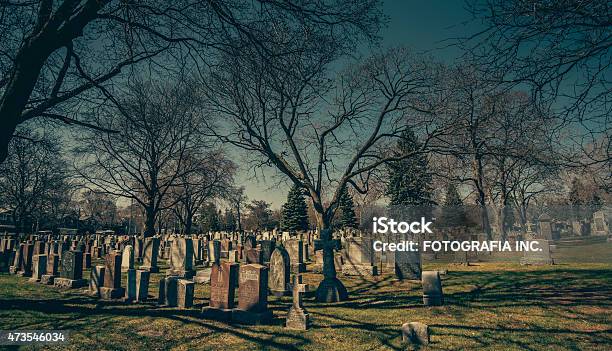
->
1, 241, 611, 350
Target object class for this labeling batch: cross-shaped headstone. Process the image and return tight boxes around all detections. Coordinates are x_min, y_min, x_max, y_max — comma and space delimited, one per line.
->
292, 274, 306, 309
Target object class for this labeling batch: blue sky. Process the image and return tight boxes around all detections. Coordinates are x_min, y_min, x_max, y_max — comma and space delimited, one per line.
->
243, 1, 478, 208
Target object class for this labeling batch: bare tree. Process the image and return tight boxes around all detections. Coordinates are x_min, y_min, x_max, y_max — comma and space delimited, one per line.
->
170, 150, 236, 235
203, 45, 450, 301
0, 129, 70, 234
0, 0, 382, 163
463, 0, 611, 167
75, 79, 205, 237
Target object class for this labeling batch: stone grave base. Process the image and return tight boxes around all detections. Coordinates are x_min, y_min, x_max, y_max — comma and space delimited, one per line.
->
28, 276, 41, 283
54, 278, 88, 289
286, 308, 309, 330
201, 307, 233, 321
166, 269, 195, 279
99, 287, 126, 300
40, 274, 55, 285
16, 271, 32, 277
520, 257, 554, 265
342, 264, 378, 277
231, 309, 273, 325
422, 293, 443, 306
140, 265, 159, 273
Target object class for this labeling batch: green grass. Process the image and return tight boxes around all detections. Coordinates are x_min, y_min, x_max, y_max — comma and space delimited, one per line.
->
1, 242, 611, 350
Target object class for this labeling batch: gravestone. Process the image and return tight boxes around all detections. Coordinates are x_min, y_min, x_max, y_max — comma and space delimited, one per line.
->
167, 238, 195, 278
17, 243, 34, 277
285, 274, 310, 330
342, 237, 378, 277
538, 214, 553, 240
41, 254, 60, 285
54, 250, 87, 288
141, 237, 160, 273
395, 234, 422, 280
160, 276, 179, 307
208, 240, 221, 265
314, 229, 348, 302
125, 268, 137, 301
121, 245, 134, 272
232, 264, 273, 324
0, 251, 9, 273
401, 322, 429, 345
136, 270, 150, 302
177, 279, 195, 309
82, 252, 92, 269
9, 244, 22, 274
520, 239, 553, 265
202, 262, 239, 320
29, 254, 47, 282
268, 246, 291, 297
89, 265, 105, 297
285, 239, 306, 273
100, 251, 124, 299
592, 211, 609, 236
422, 271, 443, 306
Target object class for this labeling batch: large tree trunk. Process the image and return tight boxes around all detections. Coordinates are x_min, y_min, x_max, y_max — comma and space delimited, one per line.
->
472, 156, 492, 239
144, 206, 156, 238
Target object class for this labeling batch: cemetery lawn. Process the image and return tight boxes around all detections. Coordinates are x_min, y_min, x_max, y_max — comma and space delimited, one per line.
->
1, 248, 611, 350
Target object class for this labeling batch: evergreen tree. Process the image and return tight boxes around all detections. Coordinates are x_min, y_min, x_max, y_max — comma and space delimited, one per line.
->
441, 183, 467, 227
336, 186, 358, 229
385, 128, 433, 207
223, 208, 237, 231
198, 203, 220, 232
281, 184, 309, 232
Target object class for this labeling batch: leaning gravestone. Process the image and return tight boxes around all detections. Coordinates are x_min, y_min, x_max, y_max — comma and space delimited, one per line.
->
232, 264, 273, 324
268, 246, 291, 297
422, 271, 443, 306
401, 322, 430, 345
285, 274, 310, 330
202, 262, 239, 320
54, 250, 87, 288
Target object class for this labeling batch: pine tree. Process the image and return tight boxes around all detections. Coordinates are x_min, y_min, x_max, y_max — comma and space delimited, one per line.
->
223, 208, 237, 231
385, 128, 433, 208
336, 186, 358, 229
281, 184, 309, 232
441, 183, 467, 227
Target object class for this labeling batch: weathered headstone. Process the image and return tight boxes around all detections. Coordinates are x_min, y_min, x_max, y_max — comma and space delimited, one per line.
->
285, 274, 310, 330
245, 247, 263, 264
285, 239, 306, 273
100, 251, 124, 299
121, 245, 134, 272
268, 246, 290, 297
401, 322, 429, 345
177, 279, 195, 309
422, 271, 443, 306
314, 229, 348, 302
136, 270, 150, 302
54, 250, 87, 288
520, 239, 553, 265
395, 234, 422, 280
141, 237, 160, 273
167, 238, 195, 278
538, 214, 553, 240
29, 254, 47, 282
259, 240, 275, 263
202, 262, 239, 320
89, 265, 105, 297
193, 267, 212, 284
232, 264, 273, 324
125, 268, 137, 301
342, 237, 378, 277
208, 240, 221, 265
